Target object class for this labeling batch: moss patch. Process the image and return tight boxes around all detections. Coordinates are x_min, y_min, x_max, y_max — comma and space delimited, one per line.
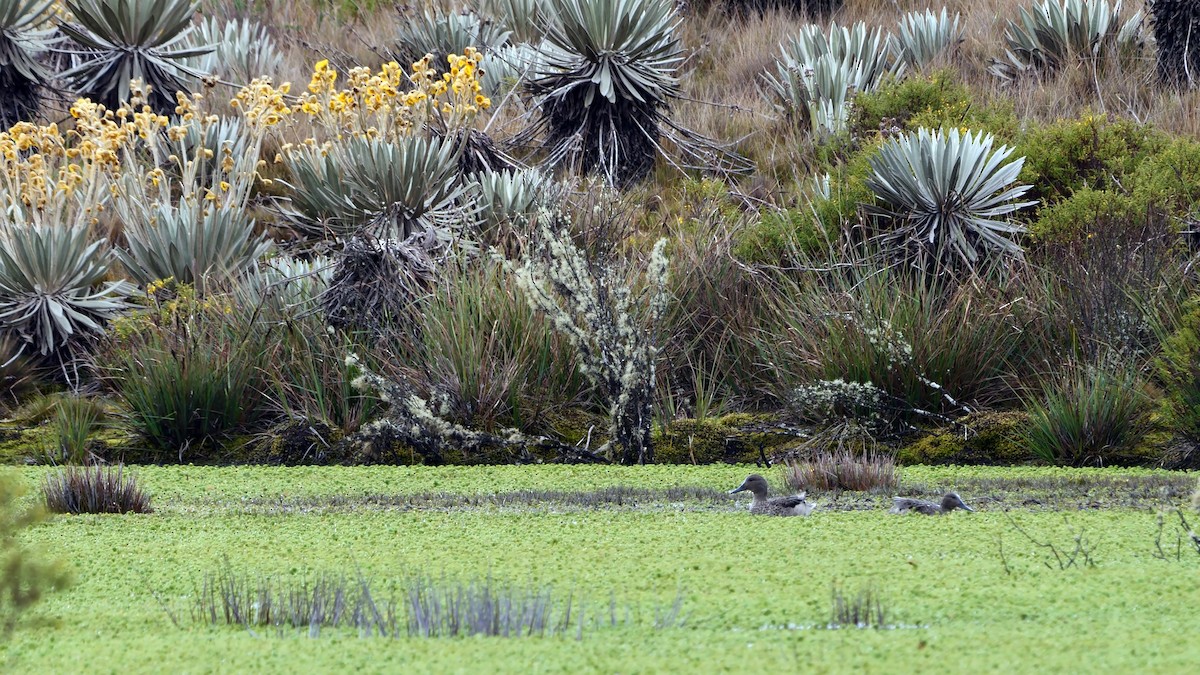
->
653, 414, 794, 464
899, 412, 1035, 466
0, 422, 54, 464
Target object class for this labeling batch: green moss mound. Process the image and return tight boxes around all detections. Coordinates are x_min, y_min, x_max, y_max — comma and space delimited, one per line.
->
653, 413, 794, 464
899, 412, 1035, 465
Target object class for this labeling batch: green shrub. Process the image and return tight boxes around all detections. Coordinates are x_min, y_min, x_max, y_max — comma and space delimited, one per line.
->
1, 470, 71, 636
1025, 360, 1152, 467
652, 413, 784, 464
98, 282, 270, 457
1028, 187, 1146, 244
1129, 136, 1200, 215
1017, 114, 1167, 207
849, 70, 971, 138
1155, 297, 1200, 440
851, 71, 1018, 140
732, 207, 828, 265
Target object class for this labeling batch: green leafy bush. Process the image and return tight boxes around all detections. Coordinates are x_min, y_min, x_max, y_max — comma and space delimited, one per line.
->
849, 71, 1018, 143
732, 207, 829, 265
1017, 114, 1167, 206
1028, 187, 1146, 244
1025, 360, 1152, 466
1128, 136, 1200, 215
849, 70, 973, 138
1, 470, 71, 636
1155, 297, 1200, 440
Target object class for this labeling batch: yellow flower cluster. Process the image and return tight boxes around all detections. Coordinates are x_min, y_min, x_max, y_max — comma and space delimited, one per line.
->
291, 50, 491, 142
230, 78, 294, 128
0, 96, 166, 215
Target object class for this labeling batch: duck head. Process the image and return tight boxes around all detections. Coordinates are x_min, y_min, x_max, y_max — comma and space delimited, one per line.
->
941, 492, 974, 512
730, 474, 769, 497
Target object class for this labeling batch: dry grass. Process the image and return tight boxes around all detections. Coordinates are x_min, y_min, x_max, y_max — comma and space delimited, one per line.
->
784, 447, 900, 493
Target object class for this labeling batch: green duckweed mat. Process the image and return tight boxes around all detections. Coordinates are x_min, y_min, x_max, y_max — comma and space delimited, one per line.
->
3, 465, 1198, 673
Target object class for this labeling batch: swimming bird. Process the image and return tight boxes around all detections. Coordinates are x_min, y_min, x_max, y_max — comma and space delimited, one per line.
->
729, 474, 815, 516
890, 492, 974, 515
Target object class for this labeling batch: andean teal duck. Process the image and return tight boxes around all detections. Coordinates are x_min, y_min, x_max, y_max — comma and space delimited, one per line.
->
890, 492, 974, 515
729, 474, 815, 516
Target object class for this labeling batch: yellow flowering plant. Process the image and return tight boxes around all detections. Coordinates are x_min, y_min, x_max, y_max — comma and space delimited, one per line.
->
290, 50, 491, 143
0, 89, 167, 231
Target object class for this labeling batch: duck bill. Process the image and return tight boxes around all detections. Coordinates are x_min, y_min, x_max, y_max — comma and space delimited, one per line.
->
961, 504, 975, 512
729, 484, 748, 494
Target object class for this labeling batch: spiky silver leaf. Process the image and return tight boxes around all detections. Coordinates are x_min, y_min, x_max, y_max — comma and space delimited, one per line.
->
58, 0, 212, 111
0, 221, 132, 356
762, 21, 903, 137
864, 127, 1037, 265
895, 8, 964, 69
990, 0, 1144, 80
280, 136, 472, 240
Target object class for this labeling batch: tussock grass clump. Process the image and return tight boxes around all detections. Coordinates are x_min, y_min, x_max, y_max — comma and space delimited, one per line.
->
401, 260, 587, 435
784, 448, 898, 494
762, 255, 1033, 423
42, 464, 152, 514
49, 396, 106, 464
97, 282, 270, 457
1025, 360, 1151, 467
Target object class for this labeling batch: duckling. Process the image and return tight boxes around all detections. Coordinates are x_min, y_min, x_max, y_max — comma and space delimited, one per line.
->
729, 474, 815, 516
890, 492, 974, 515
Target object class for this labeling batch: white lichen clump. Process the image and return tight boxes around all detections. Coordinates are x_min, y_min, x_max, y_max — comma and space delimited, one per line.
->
504, 208, 669, 464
